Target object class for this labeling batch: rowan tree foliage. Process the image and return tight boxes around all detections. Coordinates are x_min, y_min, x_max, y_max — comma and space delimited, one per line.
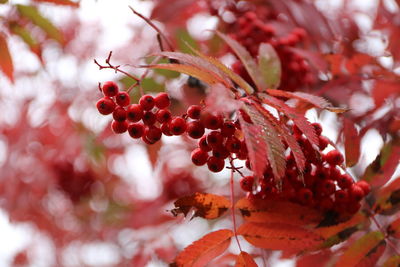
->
0, 0, 399, 266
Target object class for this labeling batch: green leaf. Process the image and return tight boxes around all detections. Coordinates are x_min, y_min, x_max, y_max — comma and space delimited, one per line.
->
16, 4, 63, 44
0, 33, 14, 82
147, 57, 181, 78
258, 43, 281, 89
9, 23, 41, 56
176, 28, 199, 54
216, 31, 266, 91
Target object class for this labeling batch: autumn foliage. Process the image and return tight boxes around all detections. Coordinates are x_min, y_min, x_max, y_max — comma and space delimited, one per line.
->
0, 0, 400, 266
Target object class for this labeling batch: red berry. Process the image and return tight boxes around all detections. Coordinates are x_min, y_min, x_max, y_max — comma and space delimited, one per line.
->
112, 107, 127, 122
142, 135, 156, 145
348, 184, 365, 202
102, 81, 118, 97
201, 113, 223, 130
311, 122, 323, 136
139, 94, 155, 111
128, 123, 145, 138
212, 146, 230, 159
319, 179, 336, 196
156, 109, 172, 123
329, 167, 341, 181
111, 120, 128, 134
161, 122, 172, 136
207, 156, 225, 172
115, 91, 130, 106
297, 188, 313, 204
191, 148, 209, 166
225, 136, 241, 153
356, 181, 371, 196
126, 104, 143, 122
169, 117, 187, 135
96, 97, 116, 115
145, 126, 162, 142
318, 136, 329, 150
142, 111, 156, 125
240, 176, 254, 192
186, 121, 205, 139
199, 136, 211, 152
187, 105, 202, 119
319, 197, 334, 211
324, 150, 344, 166
337, 174, 354, 189
154, 92, 170, 109
335, 190, 348, 203
206, 131, 223, 149
220, 121, 236, 137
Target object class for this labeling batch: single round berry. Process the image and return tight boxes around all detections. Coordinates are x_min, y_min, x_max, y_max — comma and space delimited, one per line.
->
115, 91, 130, 106
348, 184, 365, 202
319, 179, 336, 196
126, 104, 143, 122
324, 150, 344, 166
156, 109, 172, 123
186, 121, 205, 139
128, 123, 145, 138
142, 135, 156, 145
139, 94, 155, 111
220, 121, 236, 137
111, 120, 128, 134
311, 122, 323, 136
161, 122, 172, 136
96, 97, 116, 115
142, 111, 157, 126
112, 107, 127, 122
206, 131, 223, 149
297, 188, 313, 204
102, 81, 119, 97
191, 148, 209, 166
356, 181, 371, 196
335, 190, 348, 203
154, 92, 170, 109
201, 113, 223, 130
207, 156, 225, 172
187, 105, 202, 119
319, 197, 334, 211
225, 137, 241, 153
198, 136, 211, 152
240, 176, 254, 192
212, 146, 230, 159
318, 136, 329, 150
337, 174, 354, 189
145, 126, 162, 142
170, 117, 187, 135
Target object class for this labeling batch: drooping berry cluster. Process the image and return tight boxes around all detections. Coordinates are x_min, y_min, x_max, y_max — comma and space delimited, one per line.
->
221, 7, 315, 91
96, 81, 188, 144
241, 123, 371, 215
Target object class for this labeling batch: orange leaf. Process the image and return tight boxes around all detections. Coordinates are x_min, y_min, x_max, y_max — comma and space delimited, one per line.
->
387, 216, 400, 238
171, 193, 230, 219
237, 222, 324, 252
383, 255, 400, 267
235, 251, 257, 267
172, 229, 233, 267
0, 33, 14, 82
354, 241, 386, 267
343, 118, 361, 167
334, 231, 385, 267
33, 0, 79, 7
315, 213, 366, 240
235, 198, 323, 227
372, 80, 400, 108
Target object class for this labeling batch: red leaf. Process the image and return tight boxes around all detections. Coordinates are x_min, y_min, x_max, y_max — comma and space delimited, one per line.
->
236, 198, 323, 227
374, 176, 400, 215
234, 251, 257, 267
260, 93, 319, 148
240, 103, 286, 181
266, 89, 348, 113
372, 80, 400, 108
383, 255, 400, 267
354, 241, 386, 267
32, 0, 79, 7
334, 231, 385, 267
0, 33, 14, 82
315, 213, 366, 240
216, 31, 266, 91
238, 222, 324, 252
170, 192, 230, 219
172, 229, 233, 267
362, 137, 400, 188
296, 250, 333, 267
343, 118, 361, 167
387, 216, 400, 239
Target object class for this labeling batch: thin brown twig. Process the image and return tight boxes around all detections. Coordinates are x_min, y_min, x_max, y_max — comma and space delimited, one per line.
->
229, 158, 242, 252
370, 212, 400, 256
128, 6, 174, 52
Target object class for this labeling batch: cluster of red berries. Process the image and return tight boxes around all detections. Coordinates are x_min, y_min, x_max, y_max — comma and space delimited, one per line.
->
240, 123, 371, 215
224, 8, 315, 90
96, 81, 190, 144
